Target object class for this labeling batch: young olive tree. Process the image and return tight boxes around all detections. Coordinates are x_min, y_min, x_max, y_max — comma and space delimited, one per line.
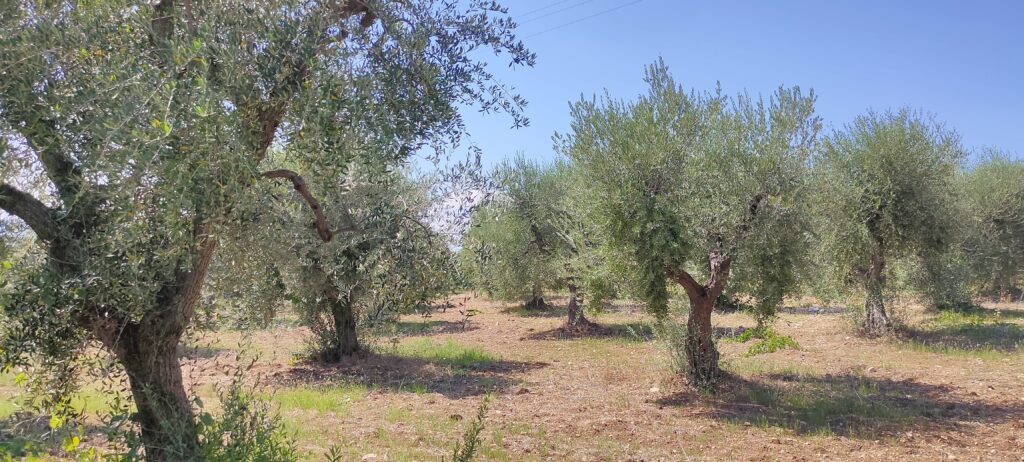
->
961, 151, 1024, 300
0, 1, 531, 458
814, 108, 963, 335
559, 60, 818, 387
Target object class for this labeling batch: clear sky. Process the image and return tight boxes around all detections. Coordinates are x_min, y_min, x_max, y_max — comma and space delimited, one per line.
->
455, 0, 1023, 168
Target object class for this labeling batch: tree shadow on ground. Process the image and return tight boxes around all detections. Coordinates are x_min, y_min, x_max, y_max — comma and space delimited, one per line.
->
390, 320, 479, 337
522, 321, 657, 342
499, 302, 567, 319
655, 372, 1024, 438
901, 322, 1024, 352
271, 353, 548, 399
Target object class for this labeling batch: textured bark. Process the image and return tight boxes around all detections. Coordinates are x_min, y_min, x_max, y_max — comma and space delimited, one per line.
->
94, 237, 217, 461
672, 252, 731, 388
328, 290, 360, 360
684, 293, 720, 387
0, 183, 59, 242
565, 283, 589, 328
115, 326, 198, 461
863, 251, 891, 336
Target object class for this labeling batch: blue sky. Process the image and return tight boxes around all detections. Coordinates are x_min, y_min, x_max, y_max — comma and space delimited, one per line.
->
455, 0, 1023, 168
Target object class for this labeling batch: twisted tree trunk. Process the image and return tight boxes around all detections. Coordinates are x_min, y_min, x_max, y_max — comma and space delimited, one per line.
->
863, 250, 891, 336
328, 289, 360, 360
565, 282, 590, 328
672, 252, 731, 388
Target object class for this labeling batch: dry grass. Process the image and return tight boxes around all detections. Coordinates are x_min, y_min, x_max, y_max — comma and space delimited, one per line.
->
2, 296, 1024, 460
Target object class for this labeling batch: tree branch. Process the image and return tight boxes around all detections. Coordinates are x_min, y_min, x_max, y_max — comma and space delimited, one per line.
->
262, 169, 358, 243
0, 183, 59, 242
670, 269, 706, 301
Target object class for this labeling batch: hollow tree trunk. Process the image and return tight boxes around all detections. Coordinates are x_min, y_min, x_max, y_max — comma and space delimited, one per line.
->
328, 289, 360, 360
684, 292, 720, 387
565, 283, 589, 328
863, 251, 891, 336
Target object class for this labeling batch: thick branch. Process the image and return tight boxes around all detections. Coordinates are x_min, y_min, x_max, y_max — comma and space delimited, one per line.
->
0, 183, 59, 242
671, 269, 706, 301
705, 253, 732, 300
262, 169, 359, 243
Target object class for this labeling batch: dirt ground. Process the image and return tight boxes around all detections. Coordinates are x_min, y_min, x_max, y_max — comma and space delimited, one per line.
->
189, 296, 1024, 461
4, 295, 1024, 461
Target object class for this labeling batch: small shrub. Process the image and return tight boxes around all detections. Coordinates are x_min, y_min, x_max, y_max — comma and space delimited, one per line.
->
446, 394, 491, 462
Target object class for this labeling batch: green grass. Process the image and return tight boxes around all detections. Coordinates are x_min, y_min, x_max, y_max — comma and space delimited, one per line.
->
730, 373, 918, 437
900, 309, 1024, 357
726, 327, 801, 356
396, 339, 498, 369
271, 383, 368, 414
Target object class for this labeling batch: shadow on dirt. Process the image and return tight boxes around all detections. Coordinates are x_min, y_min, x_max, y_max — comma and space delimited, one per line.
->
390, 320, 479, 337
655, 372, 1024, 438
273, 353, 548, 399
522, 321, 657, 342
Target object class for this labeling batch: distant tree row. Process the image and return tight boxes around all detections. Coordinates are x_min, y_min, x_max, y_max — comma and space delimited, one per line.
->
460, 60, 1024, 387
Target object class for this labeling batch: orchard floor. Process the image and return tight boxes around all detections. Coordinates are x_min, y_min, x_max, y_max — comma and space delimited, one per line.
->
3, 296, 1024, 461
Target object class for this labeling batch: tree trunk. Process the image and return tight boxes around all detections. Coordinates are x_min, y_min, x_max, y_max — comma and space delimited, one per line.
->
329, 290, 360, 360
684, 292, 720, 387
565, 283, 589, 328
115, 326, 199, 461
863, 251, 891, 336
95, 238, 216, 461
524, 293, 547, 310
672, 252, 731, 388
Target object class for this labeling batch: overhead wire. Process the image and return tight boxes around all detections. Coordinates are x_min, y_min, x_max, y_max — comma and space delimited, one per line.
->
516, 0, 576, 19
524, 0, 645, 38
520, 0, 598, 25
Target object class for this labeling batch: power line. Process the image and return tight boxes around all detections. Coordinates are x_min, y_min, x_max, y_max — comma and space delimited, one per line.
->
517, 0, 576, 19
524, 0, 644, 38
521, 0, 598, 25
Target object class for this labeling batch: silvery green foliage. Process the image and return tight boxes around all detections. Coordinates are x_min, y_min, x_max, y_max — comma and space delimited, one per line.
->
460, 156, 610, 308
0, 0, 532, 454
812, 108, 964, 304
960, 151, 1024, 298
0, 0, 531, 367
558, 59, 819, 317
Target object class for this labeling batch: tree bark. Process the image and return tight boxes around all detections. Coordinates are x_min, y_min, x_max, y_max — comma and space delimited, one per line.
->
565, 283, 589, 328
115, 325, 198, 461
863, 250, 891, 336
672, 252, 731, 388
328, 289, 360, 360
683, 292, 719, 387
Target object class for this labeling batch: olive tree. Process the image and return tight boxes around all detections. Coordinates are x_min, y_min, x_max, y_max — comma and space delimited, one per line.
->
961, 151, 1024, 300
0, 1, 531, 458
461, 157, 602, 327
559, 60, 818, 387
814, 108, 963, 335
213, 165, 457, 361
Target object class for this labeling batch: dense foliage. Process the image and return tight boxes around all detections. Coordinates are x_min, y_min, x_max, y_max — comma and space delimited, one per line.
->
813, 109, 965, 334
558, 60, 819, 386
0, 1, 531, 459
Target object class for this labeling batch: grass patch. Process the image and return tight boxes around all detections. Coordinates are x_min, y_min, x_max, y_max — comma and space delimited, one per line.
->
271, 383, 368, 414
726, 373, 923, 437
900, 309, 1024, 356
396, 339, 498, 369
727, 328, 801, 356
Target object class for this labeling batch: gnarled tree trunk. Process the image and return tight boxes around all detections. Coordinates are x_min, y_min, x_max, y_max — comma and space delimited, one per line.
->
565, 282, 590, 328
328, 289, 360, 360
863, 250, 891, 336
672, 252, 732, 388
93, 238, 216, 461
